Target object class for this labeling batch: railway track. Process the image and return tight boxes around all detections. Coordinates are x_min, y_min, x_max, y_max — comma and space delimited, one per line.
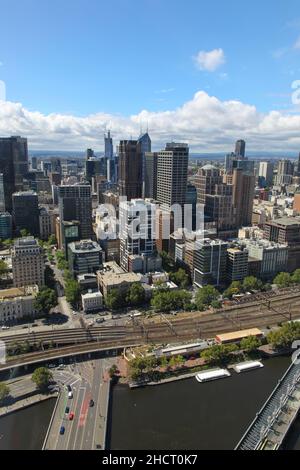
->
0, 288, 300, 357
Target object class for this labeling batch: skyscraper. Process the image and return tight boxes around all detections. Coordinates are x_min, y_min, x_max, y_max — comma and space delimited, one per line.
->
58, 184, 92, 242
119, 198, 158, 272
258, 161, 274, 187
105, 131, 114, 182
144, 152, 158, 199
138, 132, 151, 195
0, 136, 29, 212
12, 191, 40, 237
235, 139, 246, 158
0, 173, 5, 212
156, 143, 189, 209
104, 131, 113, 159
118, 140, 142, 200
232, 168, 255, 228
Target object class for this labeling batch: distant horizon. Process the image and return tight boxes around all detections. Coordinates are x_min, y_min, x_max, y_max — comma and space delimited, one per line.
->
29, 149, 300, 160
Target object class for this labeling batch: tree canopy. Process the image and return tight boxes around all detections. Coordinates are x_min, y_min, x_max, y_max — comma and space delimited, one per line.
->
126, 282, 145, 306
34, 286, 57, 315
273, 272, 292, 288
151, 289, 192, 312
0, 382, 10, 404
31, 367, 53, 390
267, 322, 300, 349
195, 285, 219, 309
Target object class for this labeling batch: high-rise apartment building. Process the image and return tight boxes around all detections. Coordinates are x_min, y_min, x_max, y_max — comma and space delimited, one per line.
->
194, 164, 236, 238
58, 184, 93, 242
119, 198, 158, 272
12, 191, 40, 237
118, 140, 142, 200
12, 237, 45, 288
0, 136, 29, 212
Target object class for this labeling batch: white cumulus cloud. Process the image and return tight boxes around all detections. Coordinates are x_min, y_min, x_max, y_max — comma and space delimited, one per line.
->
193, 48, 226, 71
0, 91, 300, 152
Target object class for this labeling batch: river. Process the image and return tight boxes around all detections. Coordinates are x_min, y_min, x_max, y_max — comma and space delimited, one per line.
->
108, 356, 294, 450
0, 398, 56, 450
0, 356, 299, 450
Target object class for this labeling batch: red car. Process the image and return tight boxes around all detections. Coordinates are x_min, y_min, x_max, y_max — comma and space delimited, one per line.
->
69, 412, 74, 421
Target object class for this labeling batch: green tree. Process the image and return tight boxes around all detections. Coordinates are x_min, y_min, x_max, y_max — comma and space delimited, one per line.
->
126, 282, 145, 306
108, 364, 118, 378
65, 279, 81, 307
0, 382, 10, 404
267, 322, 300, 349
240, 335, 262, 352
291, 269, 300, 284
242, 276, 263, 292
201, 343, 238, 365
169, 268, 190, 288
195, 285, 219, 308
160, 251, 176, 272
48, 235, 57, 246
31, 367, 53, 390
223, 281, 242, 299
151, 289, 192, 312
211, 299, 222, 309
273, 272, 291, 288
34, 286, 57, 315
0, 259, 8, 276
20, 228, 30, 237
105, 288, 126, 310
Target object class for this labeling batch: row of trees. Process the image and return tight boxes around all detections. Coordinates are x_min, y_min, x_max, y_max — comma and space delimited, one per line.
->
129, 354, 186, 382
273, 269, 300, 288
267, 322, 300, 349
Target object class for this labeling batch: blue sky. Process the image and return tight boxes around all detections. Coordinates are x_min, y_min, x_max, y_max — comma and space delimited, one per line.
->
0, 0, 300, 151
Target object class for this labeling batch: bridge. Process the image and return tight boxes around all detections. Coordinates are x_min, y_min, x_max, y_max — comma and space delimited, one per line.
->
236, 357, 300, 450
0, 340, 141, 372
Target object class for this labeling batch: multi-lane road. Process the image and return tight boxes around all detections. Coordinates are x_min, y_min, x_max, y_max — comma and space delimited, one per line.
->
44, 357, 112, 450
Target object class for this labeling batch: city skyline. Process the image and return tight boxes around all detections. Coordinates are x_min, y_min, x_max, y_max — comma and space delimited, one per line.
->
0, 0, 300, 151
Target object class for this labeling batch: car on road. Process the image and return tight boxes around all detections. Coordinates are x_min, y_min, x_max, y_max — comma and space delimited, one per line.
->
65, 407, 70, 414
69, 412, 74, 420
60, 426, 65, 435
1, 326, 9, 330
66, 384, 72, 392
68, 391, 73, 399
89, 399, 94, 407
